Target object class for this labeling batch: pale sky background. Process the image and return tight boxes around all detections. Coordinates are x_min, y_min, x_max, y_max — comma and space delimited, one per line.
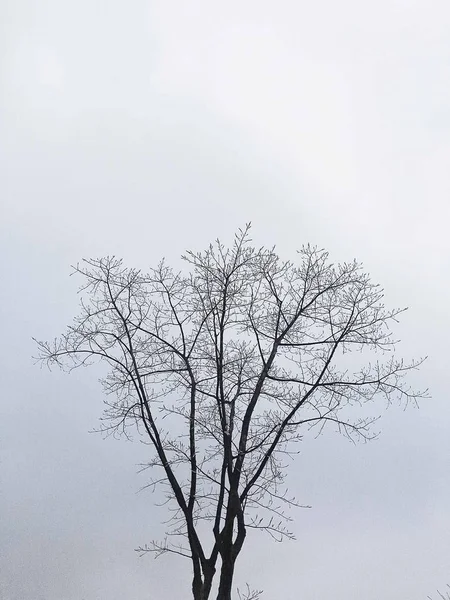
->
1, 1, 450, 599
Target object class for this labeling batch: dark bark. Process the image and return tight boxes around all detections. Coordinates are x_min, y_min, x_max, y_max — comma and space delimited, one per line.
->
192, 561, 203, 600
216, 554, 235, 600
202, 564, 216, 600
192, 561, 216, 600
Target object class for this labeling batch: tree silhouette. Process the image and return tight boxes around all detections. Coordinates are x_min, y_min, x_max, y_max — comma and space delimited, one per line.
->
35, 225, 426, 600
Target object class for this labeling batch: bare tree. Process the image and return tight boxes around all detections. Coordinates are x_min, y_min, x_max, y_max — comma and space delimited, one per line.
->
35, 225, 427, 600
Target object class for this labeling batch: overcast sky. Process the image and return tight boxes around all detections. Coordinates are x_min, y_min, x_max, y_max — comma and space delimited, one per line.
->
1, 1, 450, 599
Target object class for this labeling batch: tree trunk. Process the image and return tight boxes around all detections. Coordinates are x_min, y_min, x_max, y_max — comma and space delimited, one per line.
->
216, 555, 235, 600
192, 562, 216, 600
202, 566, 215, 600
192, 566, 203, 600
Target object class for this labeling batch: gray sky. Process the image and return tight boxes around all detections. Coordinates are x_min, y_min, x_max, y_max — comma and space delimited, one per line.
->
1, 1, 449, 599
